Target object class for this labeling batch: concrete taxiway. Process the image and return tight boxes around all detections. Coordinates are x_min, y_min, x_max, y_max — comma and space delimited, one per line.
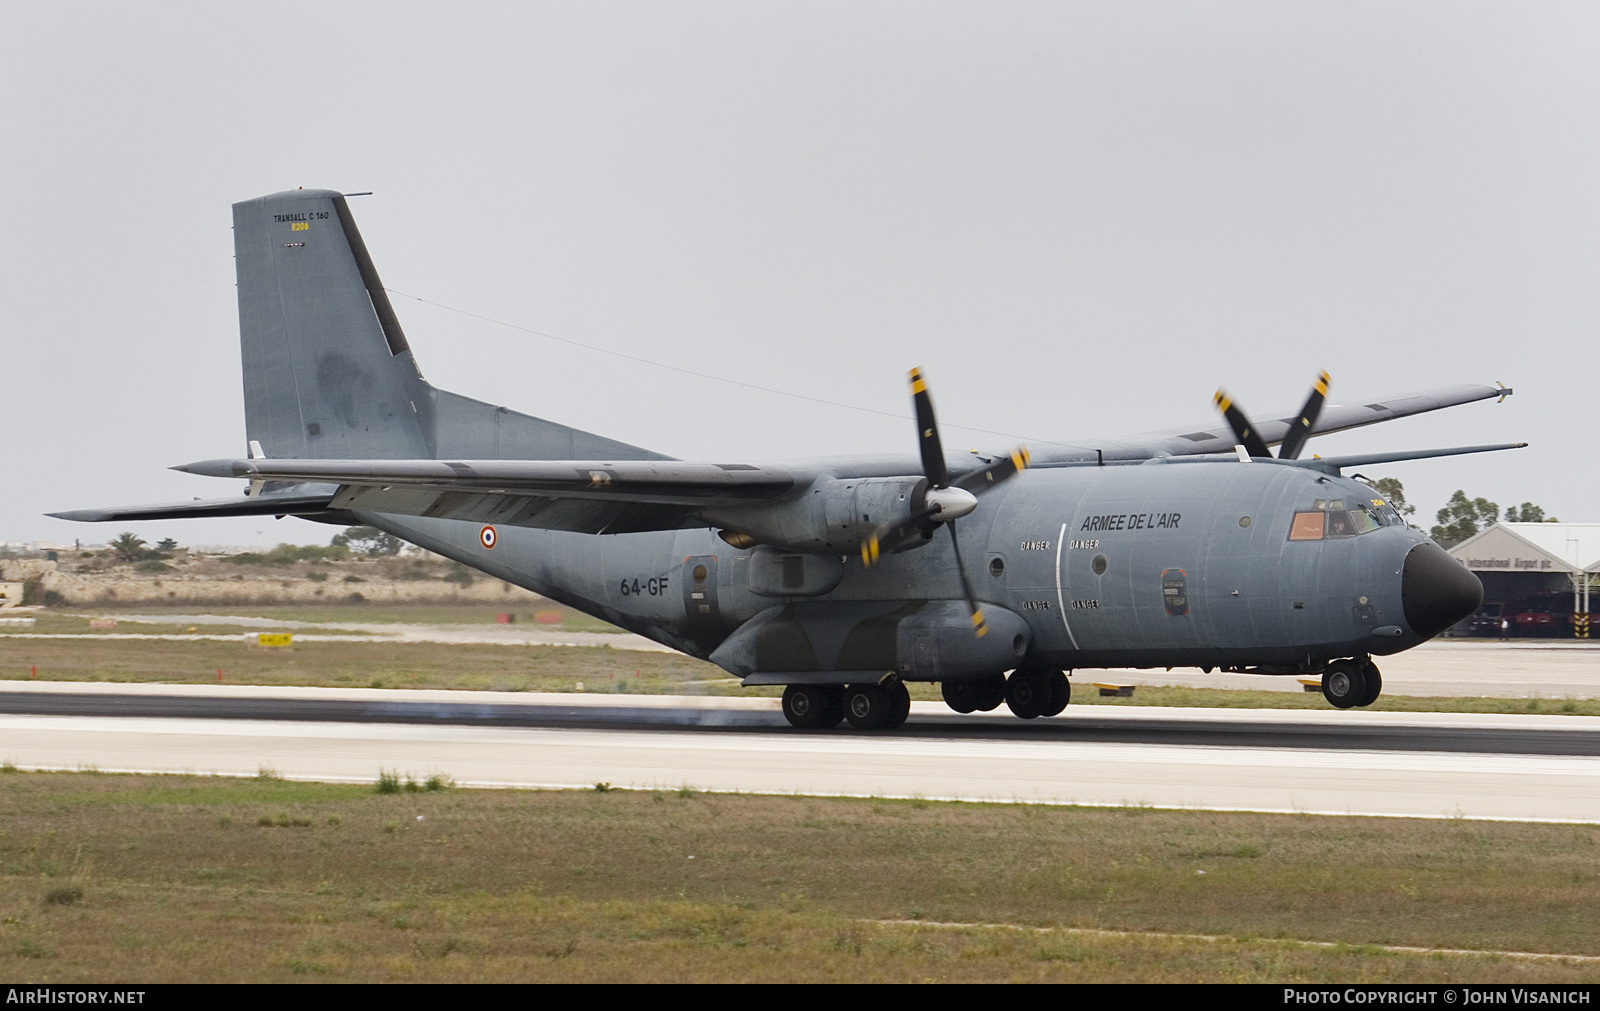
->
1, 682, 1596, 824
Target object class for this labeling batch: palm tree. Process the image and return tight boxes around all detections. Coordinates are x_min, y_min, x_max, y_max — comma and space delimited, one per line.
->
110, 532, 147, 563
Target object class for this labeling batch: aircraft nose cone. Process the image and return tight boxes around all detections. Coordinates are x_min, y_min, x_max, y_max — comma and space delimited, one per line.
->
1401, 542, 1482, 639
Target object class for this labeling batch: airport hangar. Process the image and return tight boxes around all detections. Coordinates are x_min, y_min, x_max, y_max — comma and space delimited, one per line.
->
1448, 522, 1600, 635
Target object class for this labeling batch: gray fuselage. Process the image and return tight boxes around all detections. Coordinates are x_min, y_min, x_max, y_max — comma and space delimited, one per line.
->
365, 458, 1446, 678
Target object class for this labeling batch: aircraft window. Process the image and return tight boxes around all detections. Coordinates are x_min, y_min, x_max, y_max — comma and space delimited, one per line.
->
1313, 500, 1328, 511
1091, 554, 1108, 575
1289, 512, 1325, 540
1327, 500, 1345, 511
1326, 510, 1357, 537
1347, 506, 1383, 534
1370, 501, 1404, 526
1238, 516, 1252, 528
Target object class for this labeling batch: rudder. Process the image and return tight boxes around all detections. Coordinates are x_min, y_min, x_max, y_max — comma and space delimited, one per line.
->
234, 189, 667, 464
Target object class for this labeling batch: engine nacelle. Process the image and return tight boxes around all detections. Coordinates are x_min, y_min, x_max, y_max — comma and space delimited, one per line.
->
706, 476, 934, 554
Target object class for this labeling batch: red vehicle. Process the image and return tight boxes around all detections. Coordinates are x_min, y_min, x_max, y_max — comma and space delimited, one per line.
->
1512, 596, 1574, 637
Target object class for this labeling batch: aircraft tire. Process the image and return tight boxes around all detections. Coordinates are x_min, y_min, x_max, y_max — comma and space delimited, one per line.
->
885, 680, 911, 729
843, 684, 895, 731
940, 680, 979, 714
1039, 671, 1070, 717
1321, 661, 1367, 710
1004, 673, 1049, 719
973, 675, 1007, 712
1357, 662, 1383, 707
783, 684, 845, 729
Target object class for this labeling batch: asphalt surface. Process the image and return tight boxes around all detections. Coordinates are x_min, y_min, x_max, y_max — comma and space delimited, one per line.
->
0, 687, 1595, 757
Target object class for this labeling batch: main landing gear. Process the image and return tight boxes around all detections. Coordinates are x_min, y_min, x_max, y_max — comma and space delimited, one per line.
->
1003, 669, 1070, 719
1321, 658, 1383, 709
780, 669, 1072, 730
781, 681, 911, 730
942, 669, 1069, 719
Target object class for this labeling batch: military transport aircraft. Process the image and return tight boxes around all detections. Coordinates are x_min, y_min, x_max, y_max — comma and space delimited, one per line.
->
54, 188, 1523, 730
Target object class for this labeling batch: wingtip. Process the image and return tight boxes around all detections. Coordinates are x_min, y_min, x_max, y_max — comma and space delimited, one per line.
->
172, 459, 243, 478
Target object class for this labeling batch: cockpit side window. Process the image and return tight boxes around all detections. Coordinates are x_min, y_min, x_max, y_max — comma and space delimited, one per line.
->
1289, 511, 1325, 540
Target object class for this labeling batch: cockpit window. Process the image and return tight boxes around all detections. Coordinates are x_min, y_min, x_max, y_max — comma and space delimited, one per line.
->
1289, 512, 1325, 540
1289, 500, 1387, 541
1348, 505, 1383, 534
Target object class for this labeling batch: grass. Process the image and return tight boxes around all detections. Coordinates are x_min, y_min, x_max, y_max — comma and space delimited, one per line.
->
3, 633, 1600, 710
0, 635, 764, 695
75, 603, 624, 632
4, 632, 1600, 713
0, 772, 1595, 981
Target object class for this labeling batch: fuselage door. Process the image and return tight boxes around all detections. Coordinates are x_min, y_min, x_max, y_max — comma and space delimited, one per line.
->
682, 555, 722, 646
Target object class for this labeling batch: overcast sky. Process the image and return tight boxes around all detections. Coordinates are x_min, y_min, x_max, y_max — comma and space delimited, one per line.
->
4, 2, 1593, 548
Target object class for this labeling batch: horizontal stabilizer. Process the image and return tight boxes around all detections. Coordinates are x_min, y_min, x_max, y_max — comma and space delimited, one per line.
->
48, 493, 338, 524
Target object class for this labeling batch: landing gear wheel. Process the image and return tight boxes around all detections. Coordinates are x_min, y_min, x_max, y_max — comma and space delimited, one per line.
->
782, 684, 845, 728
885, 679, 911, 729
1357, 661, 1382, 707
1321, 660, 1368, 710
1041, 671, 1071, 717
973, 675, 1006, 712
844, 682, 906, 730
1005, 672, 1050, 719
941, 680, 979, 714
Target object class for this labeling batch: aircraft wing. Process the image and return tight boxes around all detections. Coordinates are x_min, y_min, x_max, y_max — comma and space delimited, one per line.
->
165, 458, 799, 535
48, 491, 343, 524
1095, 382, 1513, 462
1019, 382, 1511, 465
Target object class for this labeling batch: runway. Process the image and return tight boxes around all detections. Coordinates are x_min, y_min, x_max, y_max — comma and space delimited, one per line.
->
2, 681, 1597, 823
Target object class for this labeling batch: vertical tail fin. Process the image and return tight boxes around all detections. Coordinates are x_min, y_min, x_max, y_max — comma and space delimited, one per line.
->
234, 189, 433, 459
233, 189, 667, 463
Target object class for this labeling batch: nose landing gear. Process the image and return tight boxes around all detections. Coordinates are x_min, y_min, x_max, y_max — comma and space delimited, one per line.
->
1321, 659, 1382, 708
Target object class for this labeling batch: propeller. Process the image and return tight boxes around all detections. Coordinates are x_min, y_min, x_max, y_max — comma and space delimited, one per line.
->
860, 368, 1031, 637
1213, 370, 1330, 461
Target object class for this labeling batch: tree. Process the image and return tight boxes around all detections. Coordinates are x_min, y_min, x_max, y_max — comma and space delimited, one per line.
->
110, 532, 148, 564
155, 537, 179, 552
331, 525, 402, 556
1370, 477, 1415, 517
1504, 503, 1558, 523
1429, 491, 1500, 548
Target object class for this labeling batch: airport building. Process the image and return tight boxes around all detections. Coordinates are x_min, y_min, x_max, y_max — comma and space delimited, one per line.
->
1446, 523, 1600, 636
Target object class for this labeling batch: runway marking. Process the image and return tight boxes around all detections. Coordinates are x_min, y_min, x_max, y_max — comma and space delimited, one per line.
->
4, 715, 1599, 823
866, 920, 1600, 964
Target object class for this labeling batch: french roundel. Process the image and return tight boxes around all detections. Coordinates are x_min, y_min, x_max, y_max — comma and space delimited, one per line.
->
479, 525, 497, 550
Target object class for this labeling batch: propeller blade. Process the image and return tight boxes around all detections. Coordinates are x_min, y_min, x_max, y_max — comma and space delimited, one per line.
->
1276, 370, 1330, 461
945, 520, 987, 637
860, 505, 941, 567
1213, 389, 1272, 458
953, 446, 1031, 494
909, 367, 950, 487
